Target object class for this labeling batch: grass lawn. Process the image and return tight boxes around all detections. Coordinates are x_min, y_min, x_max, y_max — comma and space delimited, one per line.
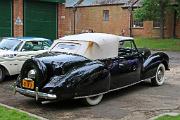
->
156, 115, 180, 120
135, 38, 180, 51
0, 105, 37, 120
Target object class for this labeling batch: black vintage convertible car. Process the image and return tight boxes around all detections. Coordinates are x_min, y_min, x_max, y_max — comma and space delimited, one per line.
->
14, 33, 169, 105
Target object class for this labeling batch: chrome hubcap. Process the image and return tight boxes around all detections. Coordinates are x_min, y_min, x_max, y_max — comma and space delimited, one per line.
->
157, 67, 164, 82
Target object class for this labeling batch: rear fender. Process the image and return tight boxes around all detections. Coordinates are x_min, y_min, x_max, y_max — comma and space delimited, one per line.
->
43, 61, 110, 100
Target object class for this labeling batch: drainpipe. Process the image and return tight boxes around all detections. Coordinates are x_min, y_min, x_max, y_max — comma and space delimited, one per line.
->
172, 1, 178, 39
73, 0, 84, 34
129, 0, 139, 37
173, 9, 177, 38
73, 7, 77, 34
129, 7, 133, 37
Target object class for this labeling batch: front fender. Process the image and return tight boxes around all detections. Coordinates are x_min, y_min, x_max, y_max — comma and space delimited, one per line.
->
0, 61, 18, 76
42, 61, 110, 100
142, 52, 169, 79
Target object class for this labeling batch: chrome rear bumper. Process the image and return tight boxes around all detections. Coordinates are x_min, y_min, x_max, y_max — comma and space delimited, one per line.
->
15, 87, 57, 100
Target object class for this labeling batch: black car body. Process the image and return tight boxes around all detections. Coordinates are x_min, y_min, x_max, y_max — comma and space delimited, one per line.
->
15, 33, 169, 105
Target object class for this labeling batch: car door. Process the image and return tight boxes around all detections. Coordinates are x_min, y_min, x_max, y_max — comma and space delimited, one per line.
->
110, 40, 143, 89
1, 51, 20, 75
15, 41, 48, 73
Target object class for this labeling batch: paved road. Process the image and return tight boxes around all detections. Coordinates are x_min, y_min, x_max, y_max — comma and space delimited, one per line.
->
0, 51, 180, 120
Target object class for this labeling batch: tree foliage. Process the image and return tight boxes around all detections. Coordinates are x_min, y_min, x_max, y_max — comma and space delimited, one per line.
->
134, 0, 170, 21
133, 0, 180, 38
175, 0, 180, 18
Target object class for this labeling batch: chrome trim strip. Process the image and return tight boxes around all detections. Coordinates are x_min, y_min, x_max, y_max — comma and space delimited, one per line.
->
74, 77, 155, 99
16, 76, 155, 100
108, 80, 144, 93
15, 87, 57, 100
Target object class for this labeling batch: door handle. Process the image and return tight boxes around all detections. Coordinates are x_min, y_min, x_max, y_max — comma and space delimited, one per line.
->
119, 57, 125, 59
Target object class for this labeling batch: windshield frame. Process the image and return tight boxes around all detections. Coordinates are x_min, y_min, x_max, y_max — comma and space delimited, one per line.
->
0, 39, 22, 51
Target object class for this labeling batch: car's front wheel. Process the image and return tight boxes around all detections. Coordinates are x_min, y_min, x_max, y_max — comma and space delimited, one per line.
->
0, 67, 5, 82
151, 63, 165, 86
84, 94, 103, 106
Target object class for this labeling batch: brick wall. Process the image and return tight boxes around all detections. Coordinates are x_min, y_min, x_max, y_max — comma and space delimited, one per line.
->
11, 2, 180, 38
59, 5, 130, 37
13, 0, 23, 37
132, 21, 152, 38
59, 4, 180, 38
58, 4, 74, 37
176, 19, 180, 38
132, 13, 174, 38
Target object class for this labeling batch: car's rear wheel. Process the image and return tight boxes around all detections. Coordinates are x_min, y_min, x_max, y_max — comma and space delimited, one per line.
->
151, 63, 165, 86
84, 94, 103, 106
0, 67, 5, 82
35, 100, 44, 104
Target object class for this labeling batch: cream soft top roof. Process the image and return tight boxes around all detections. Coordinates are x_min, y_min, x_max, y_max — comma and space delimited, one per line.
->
60, 33, 133, 45
51, 33, 134, 60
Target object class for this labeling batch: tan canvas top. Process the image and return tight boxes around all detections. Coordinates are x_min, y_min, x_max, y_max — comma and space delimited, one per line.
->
50, 33, 133, 60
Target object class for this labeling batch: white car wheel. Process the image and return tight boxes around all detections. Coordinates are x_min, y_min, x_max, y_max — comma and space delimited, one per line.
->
151, 63, 165, 86
0, 67, 5, 82
84, 94, 103, 106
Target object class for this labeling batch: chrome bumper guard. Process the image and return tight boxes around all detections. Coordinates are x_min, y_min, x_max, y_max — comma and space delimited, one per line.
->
14, 86, 57, 100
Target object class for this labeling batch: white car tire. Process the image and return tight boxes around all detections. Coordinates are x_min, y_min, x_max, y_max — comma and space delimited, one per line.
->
151, 63, 166, 86
0, 67, 5, 82
84, 94, 103, 106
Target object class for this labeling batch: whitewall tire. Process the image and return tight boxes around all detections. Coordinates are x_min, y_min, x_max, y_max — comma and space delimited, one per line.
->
84, 94, 103, 106
151, 63, 166, 86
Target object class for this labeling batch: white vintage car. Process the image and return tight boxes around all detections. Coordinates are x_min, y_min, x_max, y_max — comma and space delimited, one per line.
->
0, 37, 52, 81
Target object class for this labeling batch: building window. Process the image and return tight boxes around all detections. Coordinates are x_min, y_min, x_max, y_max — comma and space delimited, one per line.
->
133, 20, 143, 28
103, 10, 109, 21
153, 20, 160, 28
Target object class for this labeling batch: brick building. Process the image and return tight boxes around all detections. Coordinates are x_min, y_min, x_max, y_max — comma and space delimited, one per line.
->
61, 0, 180, 38
0, 0, 180, 39
0, 0, 65, 40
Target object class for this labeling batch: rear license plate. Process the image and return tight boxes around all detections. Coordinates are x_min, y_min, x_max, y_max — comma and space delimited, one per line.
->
22, 79, 34, 89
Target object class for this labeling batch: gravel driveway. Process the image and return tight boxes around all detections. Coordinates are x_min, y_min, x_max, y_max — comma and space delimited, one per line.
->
0, 51, 180, 120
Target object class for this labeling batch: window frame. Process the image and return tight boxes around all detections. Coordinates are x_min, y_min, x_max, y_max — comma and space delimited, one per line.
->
14, 41, 23, 51
153, 20, 160, 28
133, 20, 144, 28
118, 40, 138, 57
103, 10, 109, 21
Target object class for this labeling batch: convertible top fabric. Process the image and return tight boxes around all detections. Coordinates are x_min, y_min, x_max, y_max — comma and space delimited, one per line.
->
51, 33, 133, 60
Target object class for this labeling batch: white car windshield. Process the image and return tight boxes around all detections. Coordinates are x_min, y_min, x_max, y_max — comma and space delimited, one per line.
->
0, 39, 21, 51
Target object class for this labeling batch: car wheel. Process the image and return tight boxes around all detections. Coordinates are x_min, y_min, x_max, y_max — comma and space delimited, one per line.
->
84, 94, 103, 106
0, 67, 5, 82
151, 63, 165, 86
35, 100, 43, 104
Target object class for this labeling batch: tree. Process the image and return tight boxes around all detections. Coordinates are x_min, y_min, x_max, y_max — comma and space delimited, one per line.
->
175, 0, 180, 18
172, 0, 180, 38
134, 0, 170, 39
